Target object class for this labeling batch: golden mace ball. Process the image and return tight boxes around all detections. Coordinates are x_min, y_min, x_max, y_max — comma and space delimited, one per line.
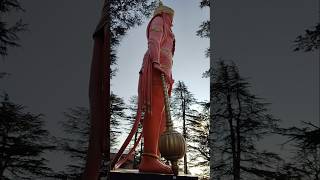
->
159, 129, 186, 175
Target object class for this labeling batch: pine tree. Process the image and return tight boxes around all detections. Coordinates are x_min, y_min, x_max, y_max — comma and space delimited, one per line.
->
171, 82, 210, 177
196, 1, 211, 178
294, 23, 320, 52
59, 93, 126, 178
171, 81, 196, 174
0, 0, 27, 57
196, 0, 210, 57
0, 0, 27, 79
0, 93, 54, 179
187, 102, 210, 178
278, 121, 320, 179
210, 60, 281, 180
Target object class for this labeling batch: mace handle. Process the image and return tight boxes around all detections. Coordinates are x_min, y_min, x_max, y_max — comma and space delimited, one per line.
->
160, 73, 173, 131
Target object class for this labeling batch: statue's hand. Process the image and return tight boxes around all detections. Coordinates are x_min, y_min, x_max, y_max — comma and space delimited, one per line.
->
153, 62, 163, 72
153, 62, 171, 85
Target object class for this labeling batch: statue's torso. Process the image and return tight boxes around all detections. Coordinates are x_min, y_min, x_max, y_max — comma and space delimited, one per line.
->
140, 15, 175, 84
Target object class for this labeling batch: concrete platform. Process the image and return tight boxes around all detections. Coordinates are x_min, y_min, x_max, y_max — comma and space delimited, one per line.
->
111, 169, 198, 180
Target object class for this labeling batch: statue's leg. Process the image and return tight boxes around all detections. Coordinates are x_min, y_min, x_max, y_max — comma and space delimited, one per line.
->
138, 70, 172, 174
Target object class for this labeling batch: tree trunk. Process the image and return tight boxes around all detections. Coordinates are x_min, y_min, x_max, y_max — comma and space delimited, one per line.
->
133, 130, 138, 168
209, 1, 214, 177
235, 91, 242, 180
0, 133, 5, 177
235, 118, 241, 179
226, 93, 238, 180
183, 99, 188, 174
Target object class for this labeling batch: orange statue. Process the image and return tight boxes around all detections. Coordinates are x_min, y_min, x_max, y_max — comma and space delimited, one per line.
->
111, 2, 175, 174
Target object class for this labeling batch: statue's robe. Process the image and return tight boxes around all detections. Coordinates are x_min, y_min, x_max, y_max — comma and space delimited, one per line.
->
138, 13, 175, 118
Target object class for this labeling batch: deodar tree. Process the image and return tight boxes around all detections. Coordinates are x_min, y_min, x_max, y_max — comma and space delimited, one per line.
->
0, 93, 54, 179
210, 60, 281, 180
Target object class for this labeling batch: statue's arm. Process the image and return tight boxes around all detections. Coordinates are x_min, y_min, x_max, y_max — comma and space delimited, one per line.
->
148, 16, 164, 66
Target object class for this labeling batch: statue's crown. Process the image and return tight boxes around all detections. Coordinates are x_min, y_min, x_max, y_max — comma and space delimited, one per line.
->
153, 1, 174, 17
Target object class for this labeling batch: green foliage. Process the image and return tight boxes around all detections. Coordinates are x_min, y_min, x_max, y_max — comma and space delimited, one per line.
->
172, 81, 196, 118
171, 81, 197, 174
171, 81, 212, 177
59, 93, 126, 178
279, 121, 320, 149
294, 23, 320, 52
278, 122, 320, 179
210, 60, 281, 179
0, 0, 27, 57
196, 21, 210, 39
200, 0, 210, 8
187, 102, 210, 177
196, 0, 210, 58
59, 107, 89, 178
0, 93, 54, 179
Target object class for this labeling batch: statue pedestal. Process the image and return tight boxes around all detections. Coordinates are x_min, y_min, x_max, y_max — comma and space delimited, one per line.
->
110, 169, 198, 180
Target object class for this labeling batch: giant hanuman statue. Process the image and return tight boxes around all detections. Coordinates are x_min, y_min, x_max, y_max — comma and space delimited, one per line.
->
112, 2, 178, 174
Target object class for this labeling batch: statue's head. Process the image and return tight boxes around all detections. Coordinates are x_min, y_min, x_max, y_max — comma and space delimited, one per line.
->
153, 1, 174, 19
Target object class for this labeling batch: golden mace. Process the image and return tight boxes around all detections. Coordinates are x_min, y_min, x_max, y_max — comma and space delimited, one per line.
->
158, 73, 186, 175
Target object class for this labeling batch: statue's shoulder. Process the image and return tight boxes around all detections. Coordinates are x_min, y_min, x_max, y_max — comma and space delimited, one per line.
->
146, 15, 165, 38
149, 15, 164, 27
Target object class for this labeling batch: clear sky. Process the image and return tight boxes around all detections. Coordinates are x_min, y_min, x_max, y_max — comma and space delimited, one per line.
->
0, 0, 318, 176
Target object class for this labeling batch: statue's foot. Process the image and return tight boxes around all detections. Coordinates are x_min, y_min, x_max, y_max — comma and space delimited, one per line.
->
138, 153, 173, 174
